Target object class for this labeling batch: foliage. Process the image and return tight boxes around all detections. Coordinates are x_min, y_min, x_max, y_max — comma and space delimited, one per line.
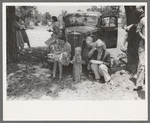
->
42, 12, 51, 25
34, 10, 51, 26
15, 6, 36, 19
87, 6, 122, 17
77, 9, 84, 12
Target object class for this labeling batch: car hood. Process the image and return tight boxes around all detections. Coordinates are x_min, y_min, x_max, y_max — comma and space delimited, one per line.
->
66, 26, 97, 34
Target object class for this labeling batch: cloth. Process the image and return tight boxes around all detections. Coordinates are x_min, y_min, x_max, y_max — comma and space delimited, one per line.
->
72, 55, 82, 82
91, 64, 111, 81
59, 52, 70, 66
86, 49, 111, 68
136, 16, 145, 87
45, 21, 60, 49
19, 19, 30, 44
21, 30, 29, 43
121, 31, 128, 51
60, 42, 71, 56
87, 49, 111, 81
136, 49, 145, 87
15, 22, 24, 48
45, 34, 57, 47
137, 16, 145, 49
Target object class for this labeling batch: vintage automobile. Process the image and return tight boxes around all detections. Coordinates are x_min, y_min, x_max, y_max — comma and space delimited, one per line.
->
64, 12, 118, 61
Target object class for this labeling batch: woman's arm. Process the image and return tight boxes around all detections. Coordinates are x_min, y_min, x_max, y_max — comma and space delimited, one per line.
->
53, 25, 60, 35
15, 22, 24, 29
138, 31, 145, 40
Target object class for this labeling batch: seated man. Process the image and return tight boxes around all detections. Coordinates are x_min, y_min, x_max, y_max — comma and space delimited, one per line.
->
86, 39, 113, 84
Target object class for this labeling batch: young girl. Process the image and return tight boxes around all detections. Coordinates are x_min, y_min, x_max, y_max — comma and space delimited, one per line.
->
71, 47, 82, 83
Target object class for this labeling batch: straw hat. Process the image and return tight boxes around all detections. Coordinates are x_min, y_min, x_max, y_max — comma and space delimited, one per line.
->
95, 39, 106, 50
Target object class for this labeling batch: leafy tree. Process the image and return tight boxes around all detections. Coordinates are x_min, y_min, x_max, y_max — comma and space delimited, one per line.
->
77, 9, 83, 12
87, 6, 121, 17
15, 6, 37, 27
41, 12, 51, 25
15, 6, 36, 19
45, 12, 51, 20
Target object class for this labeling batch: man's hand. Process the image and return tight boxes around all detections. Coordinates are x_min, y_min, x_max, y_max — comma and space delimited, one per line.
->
70, 60, 74, 64
87, 64, 91, 70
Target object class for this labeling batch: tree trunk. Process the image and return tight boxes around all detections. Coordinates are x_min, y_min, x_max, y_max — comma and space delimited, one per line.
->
124, 6, 136, 26
124, 6, 139, 74
6, 6, 18, 63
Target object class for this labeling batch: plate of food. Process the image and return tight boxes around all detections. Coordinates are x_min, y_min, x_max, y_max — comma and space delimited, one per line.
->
90, 60, 103, 64
55, 52, 61, 54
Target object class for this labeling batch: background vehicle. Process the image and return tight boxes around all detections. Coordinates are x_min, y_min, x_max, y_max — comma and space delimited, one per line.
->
64, 12, 118, 61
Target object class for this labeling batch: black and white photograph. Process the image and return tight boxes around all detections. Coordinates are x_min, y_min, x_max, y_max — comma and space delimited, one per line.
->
3, 2, 148, 121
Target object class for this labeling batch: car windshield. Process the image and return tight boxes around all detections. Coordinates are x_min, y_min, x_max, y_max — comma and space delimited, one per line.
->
65, 13, 98, 27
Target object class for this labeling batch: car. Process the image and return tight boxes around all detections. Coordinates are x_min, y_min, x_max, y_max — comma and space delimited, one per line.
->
64, 12, 118, 62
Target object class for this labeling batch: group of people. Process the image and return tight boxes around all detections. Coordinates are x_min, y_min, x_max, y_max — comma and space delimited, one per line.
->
46, 16, 113, 84
121, 6, 145, 91
15, 15, 32, 55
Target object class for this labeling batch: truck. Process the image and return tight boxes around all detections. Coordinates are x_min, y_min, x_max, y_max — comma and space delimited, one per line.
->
64, 12, 118, 61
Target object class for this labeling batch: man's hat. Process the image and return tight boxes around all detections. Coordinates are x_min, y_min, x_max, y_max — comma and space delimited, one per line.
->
96, 39, 106, 48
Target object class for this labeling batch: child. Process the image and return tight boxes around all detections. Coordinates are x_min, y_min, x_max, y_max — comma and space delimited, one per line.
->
59, 52, 70, 66
82, 36, 93, 61
71, 47, 82, 83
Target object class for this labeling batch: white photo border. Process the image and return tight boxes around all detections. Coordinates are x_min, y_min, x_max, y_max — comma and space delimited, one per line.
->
3, 2, 148, 121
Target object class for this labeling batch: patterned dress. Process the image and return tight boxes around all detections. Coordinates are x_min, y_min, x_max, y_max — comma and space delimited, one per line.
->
46, 22, 60, 53
15, 22, 24, 48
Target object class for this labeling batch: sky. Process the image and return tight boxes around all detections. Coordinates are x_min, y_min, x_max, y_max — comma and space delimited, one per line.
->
37, 6, 125, 16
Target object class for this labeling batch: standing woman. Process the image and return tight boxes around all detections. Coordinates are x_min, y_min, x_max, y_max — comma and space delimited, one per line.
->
15, 16, 25, 55
19, 17, 32, 52
134, 6, 145, 91
46, 16, 60, 53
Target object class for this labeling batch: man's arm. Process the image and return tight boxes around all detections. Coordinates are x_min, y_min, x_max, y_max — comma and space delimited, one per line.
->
103, 52, 111, 67
136, 18, 145, 40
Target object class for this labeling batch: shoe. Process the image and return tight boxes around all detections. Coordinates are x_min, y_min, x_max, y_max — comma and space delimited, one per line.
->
22, 49, 26, 53
58, 78, 62, 83
106, 79, 114, 85
96, 79, 100, 82
109, 79, 114, 85
51, 77, 56, 82
133, 86, 142, 91
20, 52, 25, 56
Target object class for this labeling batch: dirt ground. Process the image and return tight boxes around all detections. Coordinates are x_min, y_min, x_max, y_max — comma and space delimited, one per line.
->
6, 26, 145, 100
